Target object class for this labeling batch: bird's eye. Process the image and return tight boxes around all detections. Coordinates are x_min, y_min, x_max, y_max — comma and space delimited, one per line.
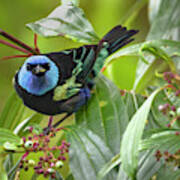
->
42, 63, 50, 71
26, 63, 32, 71
26, 63, 36, 71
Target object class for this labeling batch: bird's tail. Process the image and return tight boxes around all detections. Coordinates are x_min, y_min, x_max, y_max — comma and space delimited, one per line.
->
102, 25, 138, 55
91, 25, 138, 75
77, 25, 138, 81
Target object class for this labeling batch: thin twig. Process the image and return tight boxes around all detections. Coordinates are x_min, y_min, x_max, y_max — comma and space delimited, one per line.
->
0, 28, 38, 54
0, 54, 32, 61
34, 33, 41, 54
0, 39, 30, 54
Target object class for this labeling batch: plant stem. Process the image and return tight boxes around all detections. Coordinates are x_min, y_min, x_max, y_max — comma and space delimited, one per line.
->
0, 39, 30, 54
0, 54, 32, 61
0, 28, 38, 54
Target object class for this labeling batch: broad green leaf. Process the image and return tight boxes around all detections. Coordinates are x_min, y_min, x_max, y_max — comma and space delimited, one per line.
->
27, 4, 99, 44
140, 130, 180, 152
0, 92, 25, 130
117, 150, 163, 180
75, 75, 129, 154
0, 128, 21, 145
122, 91, 145, 119
105, 40, 180, 69
7, 158, 21, 180
106, 23, 180, 91
145, 90, 171, 130
97, 154, 121, 180
156, 165, 180, 180
13, 113, 43, 136
0, 156, 8, 180
120, 88, 162, 179
3, 155, 13, 173
148, 0, 162, 23
3, 142, 18, 151
31, 174, 38, 180
134, 0, 180, 92
120, 0, 148, 26
65, 174, 74, 180
136, 150, 162, 180
66, 126, 116, 180
0, 173, 7, 180
147, 0, 180, 40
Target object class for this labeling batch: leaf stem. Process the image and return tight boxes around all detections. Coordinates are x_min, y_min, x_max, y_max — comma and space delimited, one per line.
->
0, 28, 38, 54
0, 39, 30, 54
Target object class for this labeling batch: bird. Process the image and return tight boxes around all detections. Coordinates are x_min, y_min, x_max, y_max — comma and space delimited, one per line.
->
0, 25, 138, 130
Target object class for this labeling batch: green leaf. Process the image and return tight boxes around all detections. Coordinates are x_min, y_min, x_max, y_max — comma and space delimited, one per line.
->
105, 39, 180, 92
27, 4, 99, 44
120, 0, 148, 26
13, 113, 43, 136
140, 130, 180, 152
3, 142, 18, 151
148, 0, 162, 23
0, 128, 21, 146
7, 158, 21, 180
0, 173, 8, 180
147, 0, 180, 40
0, 156, 8, 180
136, 150, 163, 180
66, 126, 116, 180
75, 74, 129, 154
134, 0, 180, 92
97, 154, 121, 180
123, 91, 145, 119
65, 174, 74, 180
0, 92, 25, 130
120, 88, 162, 179
156, 164, 180, 180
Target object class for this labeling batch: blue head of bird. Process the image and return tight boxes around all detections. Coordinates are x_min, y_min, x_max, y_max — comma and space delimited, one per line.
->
18, 55, 59, 96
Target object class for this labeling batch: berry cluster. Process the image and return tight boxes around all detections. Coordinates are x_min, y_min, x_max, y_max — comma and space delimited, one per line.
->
157, 72, 180, 127
18, 127, 70, 179
155, 147, 180, 167
163, 71, 180, 96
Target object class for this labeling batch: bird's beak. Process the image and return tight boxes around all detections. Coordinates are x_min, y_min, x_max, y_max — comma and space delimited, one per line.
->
32, 65, 47, 75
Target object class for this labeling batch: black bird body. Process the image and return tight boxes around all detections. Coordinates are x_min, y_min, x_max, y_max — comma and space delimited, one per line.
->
14, 26, 138, 116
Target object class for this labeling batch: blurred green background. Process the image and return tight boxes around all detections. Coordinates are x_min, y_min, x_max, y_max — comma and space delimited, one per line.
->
0, 0, 149, 112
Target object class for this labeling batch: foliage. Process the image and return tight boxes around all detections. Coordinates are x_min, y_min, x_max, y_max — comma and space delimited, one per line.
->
0, 0, 180, 179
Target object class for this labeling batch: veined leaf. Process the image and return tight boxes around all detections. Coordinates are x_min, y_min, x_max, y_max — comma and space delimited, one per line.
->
27, 3, 99, 44
13, 113, 43, 136
0, 92, 25, 130
105, 39, 180, 92
148, 0, 162, 23
97, 154, 121, 180
120, 87, 162, 178
156, 164, 180, 180
147, 0, 180, 40
133, 0, 180, 92
140, 130, 180, 152
75, 74, 129, 154
0, 156, 8, 180
66, 126, 116, 180
0, 128, 21, 146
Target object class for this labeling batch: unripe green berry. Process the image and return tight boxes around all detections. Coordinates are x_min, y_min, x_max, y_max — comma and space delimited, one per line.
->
28, 159, 35, 166
55, 161, 64, 168
47, 168, 55, 173
24, 141, 33, 148
169, 110, 176, 117
177, 108, 180, 116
